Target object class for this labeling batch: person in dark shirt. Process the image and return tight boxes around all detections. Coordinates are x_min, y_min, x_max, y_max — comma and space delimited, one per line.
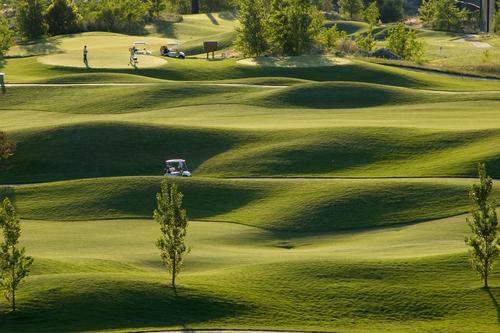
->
83, 46, 88, 66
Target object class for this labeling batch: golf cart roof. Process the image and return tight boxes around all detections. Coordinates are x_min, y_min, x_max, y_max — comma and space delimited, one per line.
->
166, 159, 186, 163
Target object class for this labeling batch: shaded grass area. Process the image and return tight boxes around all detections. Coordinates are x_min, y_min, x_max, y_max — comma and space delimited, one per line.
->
4, 57, 500, 92
2, 124, 500, 183
0, 251, 498, 333
3, 177, 499, 232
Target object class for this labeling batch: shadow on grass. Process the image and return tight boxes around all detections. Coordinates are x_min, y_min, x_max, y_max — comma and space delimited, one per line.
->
15, 38, 62, 56
0, 280, 248, 333
206, 13, 219, 25
152, 19, 177, 39
485, 287, 500, 323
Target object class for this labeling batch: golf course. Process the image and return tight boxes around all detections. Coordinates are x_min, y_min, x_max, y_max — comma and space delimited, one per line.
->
1, 9, 500, 333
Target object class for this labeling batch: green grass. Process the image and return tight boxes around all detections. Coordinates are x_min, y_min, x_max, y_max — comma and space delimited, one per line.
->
1, 22, 500, 333
3, 177, 500, 232
0, 219, 498, 332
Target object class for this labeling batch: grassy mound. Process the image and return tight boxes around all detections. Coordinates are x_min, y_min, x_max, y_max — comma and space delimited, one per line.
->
4, 177, 499, 232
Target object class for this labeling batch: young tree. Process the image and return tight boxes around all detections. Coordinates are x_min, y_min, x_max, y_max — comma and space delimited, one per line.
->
364, 1, 380, 27
0, 198, 34, 312
235, 0, 269, 57
338, 0, 364, 20
465, 163, 499, 289
267, 0, 323, 56
154, 179, 189, 289
286, 0, 323, 56
45, 0, 83, 35
15, 0, 47, 39
0, 131, 15, 162
419, 0, 467, 32
316, 24, 347, 52
387, 23, 424, 61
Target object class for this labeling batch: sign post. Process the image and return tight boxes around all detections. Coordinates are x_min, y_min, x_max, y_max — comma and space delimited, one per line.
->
203, 41, 218, 60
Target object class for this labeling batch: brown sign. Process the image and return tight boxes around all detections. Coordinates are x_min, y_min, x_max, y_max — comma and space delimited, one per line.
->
203, 41, 218, 53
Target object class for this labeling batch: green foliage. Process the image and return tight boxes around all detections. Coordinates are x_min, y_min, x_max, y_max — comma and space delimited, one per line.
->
45, 0, 83, 35
364, 1, 380, 27
149, 0, 167, 19
356, 32, 375, 51
338, 0, 364, 20
465, 163, 499, 288
419, 0, 468, 32
387, 23, 424, 61
0, 16, 13, 56
237, 0, 322, 56
0, 198, 34, 312
377, 0, 404, 23
83, 0, 149, 34
0, 132, 15, 162
15, 0, 47, 39
494, 10, 500, 35
316, 24, 347, 52
154, 178, 189, 288
235, 0, 268, 57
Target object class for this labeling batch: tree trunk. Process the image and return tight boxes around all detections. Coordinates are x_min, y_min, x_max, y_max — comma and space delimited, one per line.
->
484, 262, 488, 288
172, 252, 176, 288
191, 0, 200, 14
12, 265, 16, 312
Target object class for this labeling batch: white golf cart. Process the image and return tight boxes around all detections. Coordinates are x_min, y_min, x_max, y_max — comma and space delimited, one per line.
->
164, 159, 192, 177
129, 42, 152, 66
160, 42, 186, 59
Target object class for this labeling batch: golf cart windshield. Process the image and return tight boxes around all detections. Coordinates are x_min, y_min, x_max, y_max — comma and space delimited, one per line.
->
166, 160, 188, 172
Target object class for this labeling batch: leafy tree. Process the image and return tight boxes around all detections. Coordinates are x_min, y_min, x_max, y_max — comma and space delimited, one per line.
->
377, 0, 403, 23
268, 0, 323, 56
15, 0, 47, 39
316, 24, 347, 52
419, 0, 467, 32
235, 0, 268, 57
0, 198, 34, 312
0, 16, 13, 56
286, 0, 323, 56
356, 32, 375, 51
45, 0, 83, 35
465, 163, 499, 289
0, 132, 15, 161
364, 1, 379, 27
387, 22, 424, 61
149, 0, 167, 20
494, 10, 500, 35
93, 0, 149, 34
154, 179, 189, 289
338, 0, 364, 20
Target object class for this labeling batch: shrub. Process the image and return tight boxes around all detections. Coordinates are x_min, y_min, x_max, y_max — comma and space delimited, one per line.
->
0, 16, 13, 56
45, 0, 83, 35
387, 22, 424, 61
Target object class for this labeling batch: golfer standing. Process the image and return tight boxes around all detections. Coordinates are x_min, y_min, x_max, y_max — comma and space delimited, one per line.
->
83, 45, 88, 66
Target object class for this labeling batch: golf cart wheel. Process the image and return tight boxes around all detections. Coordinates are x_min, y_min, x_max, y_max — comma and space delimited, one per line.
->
179, 55, 186, 59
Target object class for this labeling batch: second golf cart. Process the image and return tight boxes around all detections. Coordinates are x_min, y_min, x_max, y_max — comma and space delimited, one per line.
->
160, 42, 186, 59
164, 159, 192, 177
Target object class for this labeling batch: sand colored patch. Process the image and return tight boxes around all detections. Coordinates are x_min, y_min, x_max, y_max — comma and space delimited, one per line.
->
39, 52, 167, 69
237, 56, 352, 68
36, 32, 169, 69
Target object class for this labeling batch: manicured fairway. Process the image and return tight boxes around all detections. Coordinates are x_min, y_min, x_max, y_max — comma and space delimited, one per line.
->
1, 18, 500, 333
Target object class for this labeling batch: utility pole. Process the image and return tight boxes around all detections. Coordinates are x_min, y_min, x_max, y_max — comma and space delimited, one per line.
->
480, 0, 496, 32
